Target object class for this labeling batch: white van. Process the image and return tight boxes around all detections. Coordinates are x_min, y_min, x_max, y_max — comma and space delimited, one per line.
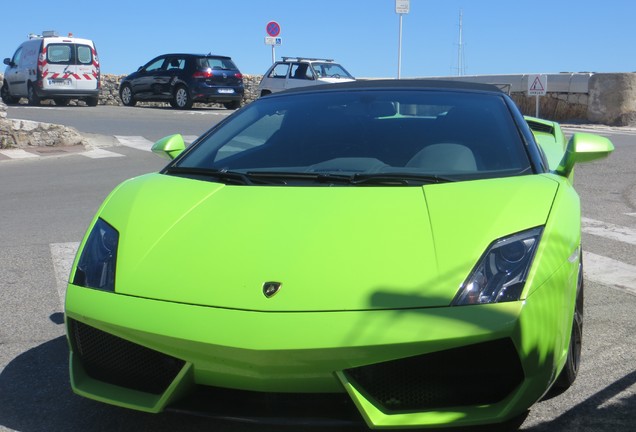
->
1, 31, 100, 106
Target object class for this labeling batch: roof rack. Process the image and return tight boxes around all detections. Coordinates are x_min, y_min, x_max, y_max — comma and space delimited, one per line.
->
281, 57, 335, 63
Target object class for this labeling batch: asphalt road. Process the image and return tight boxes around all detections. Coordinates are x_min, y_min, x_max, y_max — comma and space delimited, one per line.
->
0, 105, 634, 432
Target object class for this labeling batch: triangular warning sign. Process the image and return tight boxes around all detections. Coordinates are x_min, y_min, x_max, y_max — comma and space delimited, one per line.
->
530, 76, 544, 91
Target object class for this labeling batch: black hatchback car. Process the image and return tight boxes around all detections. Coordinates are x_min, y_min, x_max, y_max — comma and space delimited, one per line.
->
119, 53, 244, 110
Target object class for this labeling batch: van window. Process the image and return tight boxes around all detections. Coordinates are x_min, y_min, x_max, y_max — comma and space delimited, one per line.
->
48, 44, 72, 63
77, 45, 93, 64
46, 43, 94, 65
11, 47, 23, 67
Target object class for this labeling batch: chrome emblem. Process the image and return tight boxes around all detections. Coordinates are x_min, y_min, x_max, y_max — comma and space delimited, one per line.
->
263, 281, 282, 298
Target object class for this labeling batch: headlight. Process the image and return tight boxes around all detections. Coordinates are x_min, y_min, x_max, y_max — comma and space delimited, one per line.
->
452, 226, 543, 305
72, 218, 119, 292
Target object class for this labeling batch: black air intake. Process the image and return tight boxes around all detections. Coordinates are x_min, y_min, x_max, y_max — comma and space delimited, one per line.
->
69, 319, 185, 394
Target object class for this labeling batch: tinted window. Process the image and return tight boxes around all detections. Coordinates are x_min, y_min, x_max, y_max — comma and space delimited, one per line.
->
198, 57, 237, 70
145, 58, 166, 72
175, 89, 532, 182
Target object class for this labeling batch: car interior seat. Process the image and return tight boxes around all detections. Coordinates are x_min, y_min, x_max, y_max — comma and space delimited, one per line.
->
406, 143, 477, 172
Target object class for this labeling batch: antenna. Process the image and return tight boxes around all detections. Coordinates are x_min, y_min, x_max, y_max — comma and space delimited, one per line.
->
456, 9, 465, 76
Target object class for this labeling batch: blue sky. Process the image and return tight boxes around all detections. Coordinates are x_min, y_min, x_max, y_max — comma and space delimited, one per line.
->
2, 0, 633, 78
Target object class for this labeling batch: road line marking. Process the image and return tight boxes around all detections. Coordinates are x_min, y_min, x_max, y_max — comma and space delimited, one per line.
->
82, 148, 125, 158
114, 135, 154, 151
582, 217, 636, 246
583, 252, 636, 296
0, 149, 39, 159
50, 242, 80, 309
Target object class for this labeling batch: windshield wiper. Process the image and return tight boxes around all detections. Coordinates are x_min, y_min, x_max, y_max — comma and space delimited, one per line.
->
165, 167, 257, 185
246, 171, 354, 184
351, 173, 456, 185
247, 171, 455, 186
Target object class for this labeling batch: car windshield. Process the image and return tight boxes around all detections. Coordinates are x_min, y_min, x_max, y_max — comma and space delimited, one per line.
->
171, 89, 532, 185
312, 63, 353, 79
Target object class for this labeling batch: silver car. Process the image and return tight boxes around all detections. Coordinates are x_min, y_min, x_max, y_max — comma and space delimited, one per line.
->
257, 57, 355, 96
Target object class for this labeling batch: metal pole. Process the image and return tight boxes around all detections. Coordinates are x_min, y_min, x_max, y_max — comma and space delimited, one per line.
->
535, 95, 539, 117
398, 14, 403, 79
272, 46, 275, 64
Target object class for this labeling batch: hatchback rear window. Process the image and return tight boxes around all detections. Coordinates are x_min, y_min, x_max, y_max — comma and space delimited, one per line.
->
198, 57, 237, 70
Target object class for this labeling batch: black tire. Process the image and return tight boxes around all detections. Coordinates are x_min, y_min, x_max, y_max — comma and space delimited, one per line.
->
27, 84, 40, 106
86, 96, 98, 107
119, 84, 136, 106
54, 97, 70, 106
1, 81, 20, 104
223, 100, 241, 110
172, 85, 192, 109
548, 256, 584, 396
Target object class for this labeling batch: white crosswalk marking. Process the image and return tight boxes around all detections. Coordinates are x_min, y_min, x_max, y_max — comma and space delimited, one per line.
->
582, 217, 636, 246
1, 135, 199, 161
50, 242, 80, 309
114, 135, 154, 151
583, 252, 636, 296
0, 149, 39, 159
82, 148, 125, 158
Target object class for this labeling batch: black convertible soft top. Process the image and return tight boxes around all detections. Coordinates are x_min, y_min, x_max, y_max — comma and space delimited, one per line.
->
279, 78, 504, 95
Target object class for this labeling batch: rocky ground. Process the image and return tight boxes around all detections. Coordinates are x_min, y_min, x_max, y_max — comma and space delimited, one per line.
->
0, 100, 87, 149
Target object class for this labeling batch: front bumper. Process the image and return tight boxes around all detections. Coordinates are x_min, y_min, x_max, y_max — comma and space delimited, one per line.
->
65, 279, 569, 429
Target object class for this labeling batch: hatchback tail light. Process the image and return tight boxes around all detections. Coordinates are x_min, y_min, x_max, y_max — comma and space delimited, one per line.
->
193, 69, 213, 79
235, 73, 243, 79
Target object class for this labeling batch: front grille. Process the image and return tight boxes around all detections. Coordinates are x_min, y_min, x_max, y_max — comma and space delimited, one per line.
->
168, 386, 363, 426
69, 319, 185, 394
345, 339, 524, 412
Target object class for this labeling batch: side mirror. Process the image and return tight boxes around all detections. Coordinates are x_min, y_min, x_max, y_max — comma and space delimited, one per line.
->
151, 134, 186, 160
556, 133, 614, 178
3, 58, 13, 67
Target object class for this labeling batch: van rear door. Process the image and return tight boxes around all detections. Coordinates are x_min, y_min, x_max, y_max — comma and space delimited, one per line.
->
40, 39, 99, 93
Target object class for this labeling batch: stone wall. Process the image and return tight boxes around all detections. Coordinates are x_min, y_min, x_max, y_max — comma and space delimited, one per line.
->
588, 73, 636, 126
3, 72, 636, 125
510, 92, 588, 123
98, 74, 262, 108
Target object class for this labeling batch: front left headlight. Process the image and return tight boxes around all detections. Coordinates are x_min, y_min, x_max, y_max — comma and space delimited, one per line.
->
72, 218, 119, 292
452, 226, 543, 306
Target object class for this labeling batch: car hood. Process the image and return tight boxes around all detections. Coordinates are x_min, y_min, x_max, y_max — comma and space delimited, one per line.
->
99, 173, 558, 311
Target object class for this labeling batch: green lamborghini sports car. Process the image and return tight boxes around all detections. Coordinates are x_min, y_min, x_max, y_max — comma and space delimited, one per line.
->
65, 80, 614, 430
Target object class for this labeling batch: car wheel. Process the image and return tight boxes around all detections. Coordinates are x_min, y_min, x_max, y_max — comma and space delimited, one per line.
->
548, 256, 584, 396
86, 96, 99, 107
1, 81, 20, 104
119, 84, 136, 106
260, 90, 272, 97
27, 84, 40, 106
173, 85, 193, 109
54, 97, 70, 106
223, 100, 241, 110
